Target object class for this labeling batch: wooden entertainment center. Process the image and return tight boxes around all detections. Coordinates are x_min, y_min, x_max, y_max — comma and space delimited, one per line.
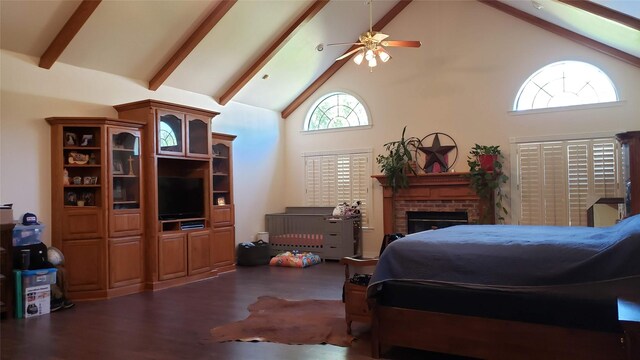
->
46, 100, 236, 300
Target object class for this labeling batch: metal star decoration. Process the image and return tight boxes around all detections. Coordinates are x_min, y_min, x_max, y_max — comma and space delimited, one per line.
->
418, 134, 456, 172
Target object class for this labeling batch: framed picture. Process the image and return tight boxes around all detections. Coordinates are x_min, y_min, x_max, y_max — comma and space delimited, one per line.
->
65, 132, 77, 146
113, 160, 124, 174
217, 197, 226, 206
80, 134, 94, 147
65, 191, 77, 206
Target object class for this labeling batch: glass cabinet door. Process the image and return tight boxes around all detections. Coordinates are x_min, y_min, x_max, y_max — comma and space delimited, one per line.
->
110, 128, 141, 210
157, 111, 184, 156
187, 115, 210, 158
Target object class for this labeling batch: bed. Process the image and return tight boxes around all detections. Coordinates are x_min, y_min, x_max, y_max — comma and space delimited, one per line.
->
367, 214, 640, 359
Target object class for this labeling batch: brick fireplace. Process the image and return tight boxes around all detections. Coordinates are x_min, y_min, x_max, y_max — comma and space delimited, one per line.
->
374, 173, 494, 234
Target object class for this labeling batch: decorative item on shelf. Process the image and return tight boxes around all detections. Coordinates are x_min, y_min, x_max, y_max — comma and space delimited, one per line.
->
80, 134, 93, 147
90, 176, 98, 185
465, 144, 509, 223
217, 197, 226, 206
88, 153, 96, 165
72, 176, 82, 185
113, 160, 123, 175
113, 183, 125, 201
127, 156, 135, 175
83, 176, 92, 185
376, 126, 420, 193
65, 191, 77, 206
63, 168, 70, 185
77, 200, 85, 207
82, 192, 94, 206
417, 132, 458, 173
65, 132, 77, 146
68, 151, 89, 165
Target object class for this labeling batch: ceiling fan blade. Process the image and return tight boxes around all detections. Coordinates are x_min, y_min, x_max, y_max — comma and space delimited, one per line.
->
335, 47, 363, 61
371, 32, 389, 42
380, 40, 422, 48
326, 42, 363, 47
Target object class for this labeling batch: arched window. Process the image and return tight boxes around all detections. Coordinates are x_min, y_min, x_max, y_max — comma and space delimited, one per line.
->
304, 92, 369, 131
159, 121, 177, 148
514, 61, 618, 111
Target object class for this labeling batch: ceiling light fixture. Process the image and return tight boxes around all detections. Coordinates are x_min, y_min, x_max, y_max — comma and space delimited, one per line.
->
328, 1, 421, 72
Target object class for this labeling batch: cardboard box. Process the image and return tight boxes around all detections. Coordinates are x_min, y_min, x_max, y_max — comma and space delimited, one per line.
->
1, 208, 13, 225
23, 284, 51, 318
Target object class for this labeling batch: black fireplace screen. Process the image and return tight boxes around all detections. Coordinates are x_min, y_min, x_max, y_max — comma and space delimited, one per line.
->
407, 211, 468, 233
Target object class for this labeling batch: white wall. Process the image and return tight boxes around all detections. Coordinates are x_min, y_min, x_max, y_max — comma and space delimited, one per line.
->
283, 1, 640, 257
0, 50, 286, 245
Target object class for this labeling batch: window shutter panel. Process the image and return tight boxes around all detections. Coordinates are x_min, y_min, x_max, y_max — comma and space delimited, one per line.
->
320, 155, 337, 205
517, 144, 543, 225
305, 158, 321, 206
304, 151, 372, 227
542, 143, 567, 225
592, 140, 618, 198
567, 142, 589, 226
517, 137, 621, 226
349, 153, 370, 227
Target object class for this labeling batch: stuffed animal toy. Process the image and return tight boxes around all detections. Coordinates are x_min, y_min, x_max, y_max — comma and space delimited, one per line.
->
332, 201, 362, 217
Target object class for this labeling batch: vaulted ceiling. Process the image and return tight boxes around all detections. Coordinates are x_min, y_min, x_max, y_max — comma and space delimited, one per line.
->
1, 0, 638, 118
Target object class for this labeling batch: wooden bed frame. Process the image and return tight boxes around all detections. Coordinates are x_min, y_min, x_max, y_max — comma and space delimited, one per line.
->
370, 296, 640, 359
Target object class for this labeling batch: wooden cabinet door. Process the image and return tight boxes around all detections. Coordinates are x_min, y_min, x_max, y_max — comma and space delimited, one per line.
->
62, 238, 105, 292
186, 115, 210, 158
108, 236, 143, 288
211, 226, 235, 267
62, 209, 103, 240
156, 110, 185, 156
158, 233, 187, 280
187, 230, 211, 275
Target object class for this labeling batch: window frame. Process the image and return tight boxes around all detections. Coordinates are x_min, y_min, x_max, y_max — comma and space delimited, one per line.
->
513, 60, 619, 112
302, 148, 373, 229
509, 133, 623, 226
303, 91, 372, 133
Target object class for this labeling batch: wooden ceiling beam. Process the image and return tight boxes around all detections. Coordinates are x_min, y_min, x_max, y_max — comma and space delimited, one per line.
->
557, 0, 640, 31
218, 0, 330, 106
39, 0, 102, 69
478, 0, 640, 69
281, 0, 413, 119
149, 0, 237, 91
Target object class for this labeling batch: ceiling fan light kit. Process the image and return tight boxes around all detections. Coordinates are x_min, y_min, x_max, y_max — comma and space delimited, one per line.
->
326, 1, 421, 71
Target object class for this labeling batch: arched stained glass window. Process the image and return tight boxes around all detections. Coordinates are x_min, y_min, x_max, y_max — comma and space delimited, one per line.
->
514, 61, 618, 111
305, 92, 369, 131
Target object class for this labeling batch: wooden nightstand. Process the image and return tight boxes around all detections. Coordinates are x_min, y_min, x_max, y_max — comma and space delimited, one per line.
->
340, 257, 378, 334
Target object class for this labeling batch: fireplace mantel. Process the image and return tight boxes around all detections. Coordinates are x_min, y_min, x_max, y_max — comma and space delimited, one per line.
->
374, 173, 493, 234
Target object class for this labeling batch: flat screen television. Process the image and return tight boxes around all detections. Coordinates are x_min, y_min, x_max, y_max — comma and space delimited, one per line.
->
158, 176, 204, 220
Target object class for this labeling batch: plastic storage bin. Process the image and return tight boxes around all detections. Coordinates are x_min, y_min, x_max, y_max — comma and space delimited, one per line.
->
14, 268, 57, 318
12, 224, 45, 246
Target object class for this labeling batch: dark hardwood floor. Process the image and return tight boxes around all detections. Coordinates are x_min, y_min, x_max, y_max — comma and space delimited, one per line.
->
1, 261, 466, 360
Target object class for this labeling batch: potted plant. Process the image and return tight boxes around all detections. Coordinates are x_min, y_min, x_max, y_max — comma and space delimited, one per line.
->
376, 126, 419, 193
466, 144, 509, 223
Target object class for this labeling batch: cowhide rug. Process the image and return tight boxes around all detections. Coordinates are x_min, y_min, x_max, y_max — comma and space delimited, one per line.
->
211, 296, 355, 347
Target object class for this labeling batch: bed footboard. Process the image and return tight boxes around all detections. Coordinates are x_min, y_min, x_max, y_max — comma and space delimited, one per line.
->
371, 303, 628, 359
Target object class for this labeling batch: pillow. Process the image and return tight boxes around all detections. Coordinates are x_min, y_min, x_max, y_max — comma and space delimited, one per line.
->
269, 251, 321, 268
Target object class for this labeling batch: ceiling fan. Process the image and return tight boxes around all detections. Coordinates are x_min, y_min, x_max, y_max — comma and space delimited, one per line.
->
326, 0, 421, 70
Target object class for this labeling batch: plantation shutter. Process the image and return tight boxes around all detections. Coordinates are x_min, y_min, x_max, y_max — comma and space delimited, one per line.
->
304, 151, 371, 227
516, 138, 621, 226
517, 144, 543, 225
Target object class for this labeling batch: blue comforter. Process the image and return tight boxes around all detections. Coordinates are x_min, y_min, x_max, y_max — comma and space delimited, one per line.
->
369, 214, 640, 296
